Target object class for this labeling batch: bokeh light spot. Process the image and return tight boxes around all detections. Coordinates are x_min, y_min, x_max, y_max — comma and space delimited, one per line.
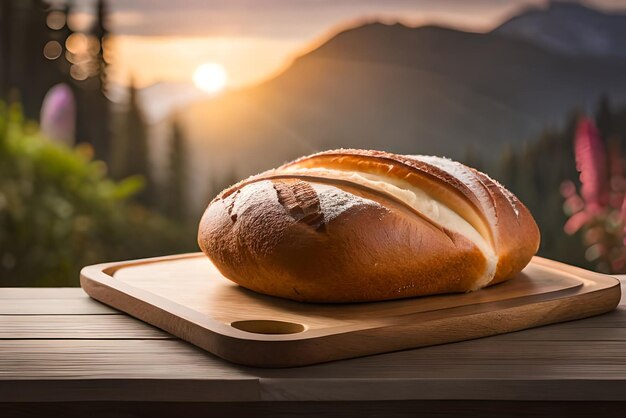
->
46, 11, 66, 30
70, 64, 88, 81
43, 41, 62, 60
66, 33, 88, 55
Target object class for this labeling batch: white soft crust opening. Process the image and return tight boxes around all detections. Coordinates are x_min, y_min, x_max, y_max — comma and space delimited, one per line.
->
281, 165, 498, 291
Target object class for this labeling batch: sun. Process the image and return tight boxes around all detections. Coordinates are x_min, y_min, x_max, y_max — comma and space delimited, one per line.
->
192, 63, 228, 94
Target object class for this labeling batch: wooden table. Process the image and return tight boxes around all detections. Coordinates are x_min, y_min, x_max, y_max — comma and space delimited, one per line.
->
2, 278, 626, 417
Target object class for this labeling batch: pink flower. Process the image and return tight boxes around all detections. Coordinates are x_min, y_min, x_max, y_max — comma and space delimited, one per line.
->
574, 117, 609, 215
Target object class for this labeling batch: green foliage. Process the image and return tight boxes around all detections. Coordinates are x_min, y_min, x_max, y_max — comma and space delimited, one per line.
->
0, 102, 196, 287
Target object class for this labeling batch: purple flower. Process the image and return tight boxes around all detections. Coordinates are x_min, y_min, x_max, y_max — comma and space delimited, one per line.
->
40, 83, 76, 146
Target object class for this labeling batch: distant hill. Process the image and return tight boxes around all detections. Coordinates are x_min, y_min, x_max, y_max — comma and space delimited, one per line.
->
179, 2, 626, 209
495, 1, 626, 59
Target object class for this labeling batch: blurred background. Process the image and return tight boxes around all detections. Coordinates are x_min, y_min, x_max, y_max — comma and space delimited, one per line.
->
2, 0, 626, 286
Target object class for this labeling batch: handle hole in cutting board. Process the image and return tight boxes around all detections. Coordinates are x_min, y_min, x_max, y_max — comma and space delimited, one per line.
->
231, 320, 306, 334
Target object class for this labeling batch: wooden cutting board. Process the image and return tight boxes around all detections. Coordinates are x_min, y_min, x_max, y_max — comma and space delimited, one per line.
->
80, 254, 621, 368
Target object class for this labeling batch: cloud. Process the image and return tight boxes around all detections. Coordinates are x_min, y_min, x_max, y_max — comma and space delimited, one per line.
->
107, 0, 536, 37
105, 0, 626, 38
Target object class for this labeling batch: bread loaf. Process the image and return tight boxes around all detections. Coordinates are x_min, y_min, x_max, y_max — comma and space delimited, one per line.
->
198, 149, 540, 302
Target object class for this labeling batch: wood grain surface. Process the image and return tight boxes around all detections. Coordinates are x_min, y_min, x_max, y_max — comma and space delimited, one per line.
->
1, 278, 626, 405
79, 254, 621, 367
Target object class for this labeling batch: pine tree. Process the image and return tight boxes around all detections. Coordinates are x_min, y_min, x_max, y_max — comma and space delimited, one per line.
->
165, 117, 187, 221
496, 144, 516, 190
461, 144, 484, 173
110, 80, 154, 206
595, 95, 613, 140
92, 0, 109, 94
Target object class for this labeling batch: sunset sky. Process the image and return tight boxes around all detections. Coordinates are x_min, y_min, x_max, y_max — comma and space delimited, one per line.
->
85, 0, 626, 90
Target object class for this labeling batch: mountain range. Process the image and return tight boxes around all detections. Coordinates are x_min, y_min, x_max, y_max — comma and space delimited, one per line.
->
166, 1, 626, 209
495, 1, 626, 59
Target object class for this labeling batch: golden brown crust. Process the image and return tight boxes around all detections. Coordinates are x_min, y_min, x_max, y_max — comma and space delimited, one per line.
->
471, 169, 540, 284
199, 179, 486, 302
198, 149, 540, 303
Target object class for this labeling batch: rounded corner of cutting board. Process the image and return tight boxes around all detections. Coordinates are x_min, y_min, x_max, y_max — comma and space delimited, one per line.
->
79, 262, 113, 298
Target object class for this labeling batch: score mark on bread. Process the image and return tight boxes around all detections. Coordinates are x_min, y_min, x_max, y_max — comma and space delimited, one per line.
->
198, 149, 540, 303
273, 180, 325, 230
